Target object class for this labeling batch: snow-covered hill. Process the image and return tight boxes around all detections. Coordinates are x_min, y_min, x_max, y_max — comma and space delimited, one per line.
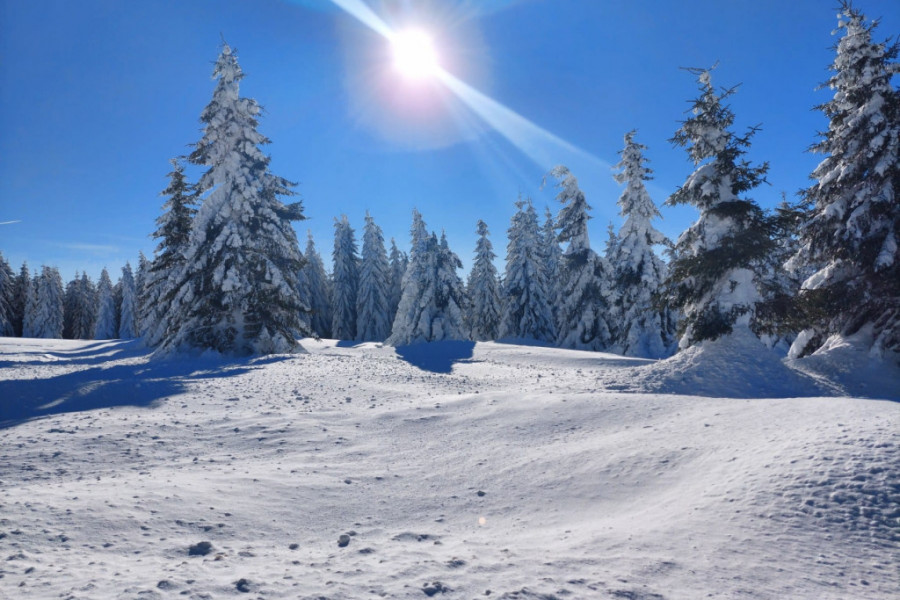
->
0, 336, 897, 599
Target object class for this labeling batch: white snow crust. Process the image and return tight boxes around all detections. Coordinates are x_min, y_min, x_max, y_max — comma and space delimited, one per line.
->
0, 336, 897, 599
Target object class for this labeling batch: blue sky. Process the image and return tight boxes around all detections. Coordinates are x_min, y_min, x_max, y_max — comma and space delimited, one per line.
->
1, 0, 897, 282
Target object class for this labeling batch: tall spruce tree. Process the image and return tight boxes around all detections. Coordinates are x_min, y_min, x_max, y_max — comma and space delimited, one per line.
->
135, 251, 150, 337
300, 231, 332, 338
664, 68, 772, 349
143, 159, 197, 346
94, 268, 118, 339
388, 238, 407, 326
331, 215, 360, 340
159, 44, 309, 354
25, 266, 65, 339
790, 2, 900, 358
549, 166, 614, 350
611, 131, 676, 358
541, 207, 563, 326
499, 197, 556, 342
13, 263, 30, 337
63, 273, 80, 339
356, 212, 392, 341
118, 263, 138, 339
0, 253, 15, 336
467, 220, 503, 340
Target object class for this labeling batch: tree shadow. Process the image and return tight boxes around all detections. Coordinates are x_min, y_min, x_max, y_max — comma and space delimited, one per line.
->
394, 341, 476, 374
0, 339, 149, 370
0, 347, 292, 429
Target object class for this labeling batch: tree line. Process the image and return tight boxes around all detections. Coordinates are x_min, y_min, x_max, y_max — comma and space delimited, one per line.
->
1, 2, 896, 360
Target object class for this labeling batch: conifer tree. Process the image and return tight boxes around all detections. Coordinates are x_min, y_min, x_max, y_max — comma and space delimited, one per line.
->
75, 273, 97, 339
12, 263, 30, 337
0, 253, 15, 336
499, 197, 556, 342
790, 2, 900, 357
142, 159, 197, 346
388, 238, 407, 326
135, 251, 150, 337
549, 166, 614, 350
118, 263, 138, 339
63, 273, 80, 339
25, 266, 65, 339
541, 207, 563, 325
664, 68, 772, 349
300, 231, 332, 338
388, 213, 467, 345
331, 215, 359, 340
94, 268, 118, 339
159, 44, 309, 354
466, 219, 503, 340
356, 212, 392, 341
611, 131, 676, 358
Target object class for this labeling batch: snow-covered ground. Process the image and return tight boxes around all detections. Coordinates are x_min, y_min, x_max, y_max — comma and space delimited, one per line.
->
0, 336, 897, 599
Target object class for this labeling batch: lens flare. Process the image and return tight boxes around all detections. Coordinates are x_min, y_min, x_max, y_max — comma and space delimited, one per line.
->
391, 29, 440, 80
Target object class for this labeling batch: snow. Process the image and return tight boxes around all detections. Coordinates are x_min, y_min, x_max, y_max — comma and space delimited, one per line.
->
1, 335, 897, 599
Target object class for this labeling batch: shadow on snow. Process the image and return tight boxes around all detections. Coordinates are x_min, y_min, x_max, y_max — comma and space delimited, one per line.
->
394, 340, 476, 374
0, 341, 294, 429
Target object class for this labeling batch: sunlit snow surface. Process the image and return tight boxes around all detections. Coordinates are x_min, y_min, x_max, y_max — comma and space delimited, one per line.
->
0, 336, 897, 599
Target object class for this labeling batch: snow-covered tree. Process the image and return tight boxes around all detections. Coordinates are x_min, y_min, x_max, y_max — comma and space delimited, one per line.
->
664, 68, 772, 349
540, 207, 563, 325
610, 131, 676, 358
12, 263, 30, 337
118, 263, 137, 339
158, 44, 309, 355
0, 253, 15, 336
94, 268, 118, 339
24, 266, 64, 339
63, 273, 80, 339
134, 251, 150, 337
499, 197, 556, 343
142, 159, 197, 346
331, 215, 359, 340
72, 273, 96, 340
790, 2, 900, 358
388, 212, 467, 345
356, 212, 392, 341
549, 166, 614, 350
300, 231, 332, 339
388, 238, 407, 326
466, 219, 502, 340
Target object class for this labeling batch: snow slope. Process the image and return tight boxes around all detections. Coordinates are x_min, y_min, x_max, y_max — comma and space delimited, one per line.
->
0, 336, 897, 599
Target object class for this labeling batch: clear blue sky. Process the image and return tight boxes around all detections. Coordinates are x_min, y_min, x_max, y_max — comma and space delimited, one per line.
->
1, 0, 897, 282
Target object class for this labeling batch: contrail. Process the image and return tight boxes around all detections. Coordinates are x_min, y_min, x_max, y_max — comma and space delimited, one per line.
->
0, 220, 22, 225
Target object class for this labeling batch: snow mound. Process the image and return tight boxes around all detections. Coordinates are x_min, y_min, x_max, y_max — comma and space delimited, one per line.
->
609, 327, 837, 398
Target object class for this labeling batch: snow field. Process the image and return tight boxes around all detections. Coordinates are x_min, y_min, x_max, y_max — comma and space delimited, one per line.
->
0, 337, 898, 599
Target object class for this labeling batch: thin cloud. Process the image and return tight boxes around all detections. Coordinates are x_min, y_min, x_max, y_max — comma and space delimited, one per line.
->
0, 220, 22, 225
54, 242, 120, 254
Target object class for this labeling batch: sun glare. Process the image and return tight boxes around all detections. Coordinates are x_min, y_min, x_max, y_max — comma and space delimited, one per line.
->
391, 29, 440, 80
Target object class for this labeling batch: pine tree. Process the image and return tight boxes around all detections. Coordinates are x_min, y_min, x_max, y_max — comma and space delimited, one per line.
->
159, 43, 309, 355
118, 263, 137, 339
24, 266, 65, 339
541, 207, 563, 326
664, 68, 772, 349
790, 2, 900, 358
466, 219, 502, 340
331, 215, 359, 340
94, 268, 118, 339
388, 238, 407, 326
142, 159, 197, 346
13, 263, 30, 337
499, 197, 556, 342
610, 131, 676, 358
300, 231, 332, 338
0, 253, 15, 336
75, 273, 97, 339
63, 273, 80, 339
135, 251, 150, 337
549, 166, 614, 350
356, 213, 392, 341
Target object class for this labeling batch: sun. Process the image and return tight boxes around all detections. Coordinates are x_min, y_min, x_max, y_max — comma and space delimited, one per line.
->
390, 28, 440, 80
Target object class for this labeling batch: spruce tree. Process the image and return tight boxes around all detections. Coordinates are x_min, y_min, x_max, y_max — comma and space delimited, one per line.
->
75, 273, 97, 339
664, 68, 772, 349
94, 268, 118, 339
118, 263, 138, 339
356, 212, 392, 341
541, 207, 562, 326
791, 2, 900, 357
0, 253, 15, 336
135, 251, 150, 337
63, 273, 80, 339
549, 166, 614, 350
25, 266, 65, 339
160, 43, 309, 354
143, 159, 197, 346
499, 197, 556, 342
466, 219, 503, 340
611, 131, 676, 358
331, 215, 360, 340
300, 231, 332, 338
388, 238, 407, 326
13, 263, 30, 337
